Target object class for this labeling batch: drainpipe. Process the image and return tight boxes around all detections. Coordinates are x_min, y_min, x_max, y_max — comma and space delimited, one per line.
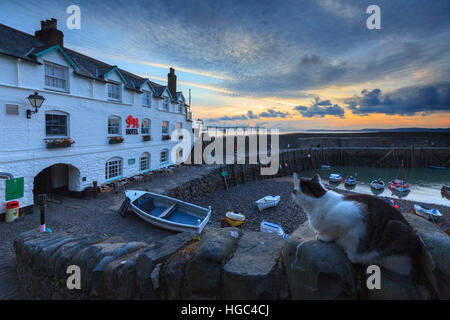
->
0, 172, 14, 180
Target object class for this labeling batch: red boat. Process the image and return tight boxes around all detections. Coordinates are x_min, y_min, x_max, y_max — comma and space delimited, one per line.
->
389, 160, 410, 193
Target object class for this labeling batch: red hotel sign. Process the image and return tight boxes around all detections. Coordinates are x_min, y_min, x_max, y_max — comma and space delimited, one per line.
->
126, 115, 139, 135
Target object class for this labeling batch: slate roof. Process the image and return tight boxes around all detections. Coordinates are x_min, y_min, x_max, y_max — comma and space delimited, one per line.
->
0, 23, 181, 97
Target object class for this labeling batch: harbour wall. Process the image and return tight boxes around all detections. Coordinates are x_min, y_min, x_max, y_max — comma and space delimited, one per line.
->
14, 212, 450, 300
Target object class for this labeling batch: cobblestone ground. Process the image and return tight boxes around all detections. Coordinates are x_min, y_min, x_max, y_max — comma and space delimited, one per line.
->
0, 164, 218, 299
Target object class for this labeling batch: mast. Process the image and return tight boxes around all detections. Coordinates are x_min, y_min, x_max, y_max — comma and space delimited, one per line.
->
400, 160, 404, 182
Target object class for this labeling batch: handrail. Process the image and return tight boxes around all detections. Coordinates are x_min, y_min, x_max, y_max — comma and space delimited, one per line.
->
0, 172, 14, 180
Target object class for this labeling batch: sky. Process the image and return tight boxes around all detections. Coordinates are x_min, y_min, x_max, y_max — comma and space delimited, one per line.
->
1, 0, 449, 131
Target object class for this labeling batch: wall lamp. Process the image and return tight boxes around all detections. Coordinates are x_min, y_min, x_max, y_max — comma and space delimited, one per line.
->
27, 91, 45, 119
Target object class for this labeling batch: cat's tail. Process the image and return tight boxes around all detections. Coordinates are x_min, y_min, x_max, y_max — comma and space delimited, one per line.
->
413, 235, 440, 300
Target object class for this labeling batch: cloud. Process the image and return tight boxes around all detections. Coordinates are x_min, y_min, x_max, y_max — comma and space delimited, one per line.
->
294, 97, 345, 118
215, 114, 248, 121
205, 108, 290, 123
258, 109, 290, 118
301, 54, 321, 65
345, 82, 450, 116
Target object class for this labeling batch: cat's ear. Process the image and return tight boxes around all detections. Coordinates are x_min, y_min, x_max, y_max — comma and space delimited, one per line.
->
293, 172, 300, 188
312, 174, 321, 183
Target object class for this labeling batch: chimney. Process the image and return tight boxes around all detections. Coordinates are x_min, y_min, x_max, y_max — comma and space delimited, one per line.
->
35, 18, 64, 47
167, 67, 177, 97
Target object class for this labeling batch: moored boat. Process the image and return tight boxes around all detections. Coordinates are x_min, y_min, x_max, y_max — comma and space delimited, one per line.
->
256, 195, 280, 211
124, 190, 211, 233
225, 211, 245, 227
370, 179, 385, 190
344, 175, 357, 186
328, 173, 343, 183
389, 160, 410, 192
389, 179, 410, 192
428, 166, 447, 170
412, 204, 443, 221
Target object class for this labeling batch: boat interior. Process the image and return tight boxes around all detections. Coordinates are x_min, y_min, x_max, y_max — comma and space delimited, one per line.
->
132, 193, 206, 225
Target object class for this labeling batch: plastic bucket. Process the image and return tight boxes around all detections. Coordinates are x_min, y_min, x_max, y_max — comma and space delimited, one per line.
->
6, 201, 19, 223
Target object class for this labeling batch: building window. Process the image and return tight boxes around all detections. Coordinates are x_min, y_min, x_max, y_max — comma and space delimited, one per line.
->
45, 112, 68, 136
45, 63, 68, 91
105, 157, 122, 180
108, 83, 121, 101
142, 92, 151, 107
162, 121, 169, 135
163, 97, 169, 111
178, 102, 183, 113
140, 153, 150, 171
160, 149, 169, 164
141, 118, 150, 134
108, 116, 121, 135
177, 122, 183, 129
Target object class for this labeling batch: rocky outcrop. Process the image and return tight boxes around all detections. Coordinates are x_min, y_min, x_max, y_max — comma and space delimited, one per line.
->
184, 228, 241, 298
282, 212, 450, 300
223, 231, 288, 299
282, 223, 356, 299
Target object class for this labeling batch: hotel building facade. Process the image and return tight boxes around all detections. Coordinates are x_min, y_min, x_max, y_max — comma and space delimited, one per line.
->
0, 19, 193, 213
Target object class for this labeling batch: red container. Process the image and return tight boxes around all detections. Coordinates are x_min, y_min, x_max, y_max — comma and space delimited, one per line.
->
6, 201, 19, 209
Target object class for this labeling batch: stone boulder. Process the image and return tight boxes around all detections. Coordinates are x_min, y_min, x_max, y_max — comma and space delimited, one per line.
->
135, 231, 196, 299
223, 231, 288, 299
282, 221, 356, 299
184, 227, 241, 298
402, 212, 450, 299
160, 241, 200, 299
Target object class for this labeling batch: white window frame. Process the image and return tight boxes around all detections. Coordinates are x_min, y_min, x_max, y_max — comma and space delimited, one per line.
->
108, 116, 121, 135
140, 153, 151, 172
45, 62, 69, 92
45, 111, 69, 138
105, 157, 123, 180
141, 118, 151, 134
142, 91, 152, 107
160, 149, 169, 164
162, 97, 169, 111
107, 82, 121, 101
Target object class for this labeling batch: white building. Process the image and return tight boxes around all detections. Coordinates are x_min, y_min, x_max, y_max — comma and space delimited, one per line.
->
0, 19, 193, 214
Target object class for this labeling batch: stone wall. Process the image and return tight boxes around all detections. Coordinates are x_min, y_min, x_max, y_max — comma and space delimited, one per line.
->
14, 211, 450, 300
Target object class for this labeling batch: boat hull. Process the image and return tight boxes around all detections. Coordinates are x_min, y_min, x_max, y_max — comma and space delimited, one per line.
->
256, 196, 280, 211
125, 190, 211, 233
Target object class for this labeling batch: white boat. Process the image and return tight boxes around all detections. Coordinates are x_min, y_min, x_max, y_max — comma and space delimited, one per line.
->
344, 175, 357, 186
256, 195, 280, 211
328, 173, 343, 183
370, 179, 385, 190
413, 204, 442, 221
124, 190, 211, 233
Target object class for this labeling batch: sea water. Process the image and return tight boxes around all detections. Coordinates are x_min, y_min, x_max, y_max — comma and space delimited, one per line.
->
301, 166, 450, 205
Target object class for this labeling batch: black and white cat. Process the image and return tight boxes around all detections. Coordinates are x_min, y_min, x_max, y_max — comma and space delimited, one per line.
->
292, 173, 438, 296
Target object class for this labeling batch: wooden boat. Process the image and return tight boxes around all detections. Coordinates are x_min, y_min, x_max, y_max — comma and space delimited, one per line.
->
124, 190, 211, 233
428, 166, 447, 170
389, 179, 410, 192
344, 175, 357, 186
370, 179, 385, 190
225, 211, 245, 227
389, 160, 410, 192
256, 195, 280, 211
412, 204, 443, 221
328, 173, 343, 183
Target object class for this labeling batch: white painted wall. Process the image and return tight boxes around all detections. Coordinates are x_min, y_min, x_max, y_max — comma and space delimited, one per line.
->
0, 49, 193, 212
